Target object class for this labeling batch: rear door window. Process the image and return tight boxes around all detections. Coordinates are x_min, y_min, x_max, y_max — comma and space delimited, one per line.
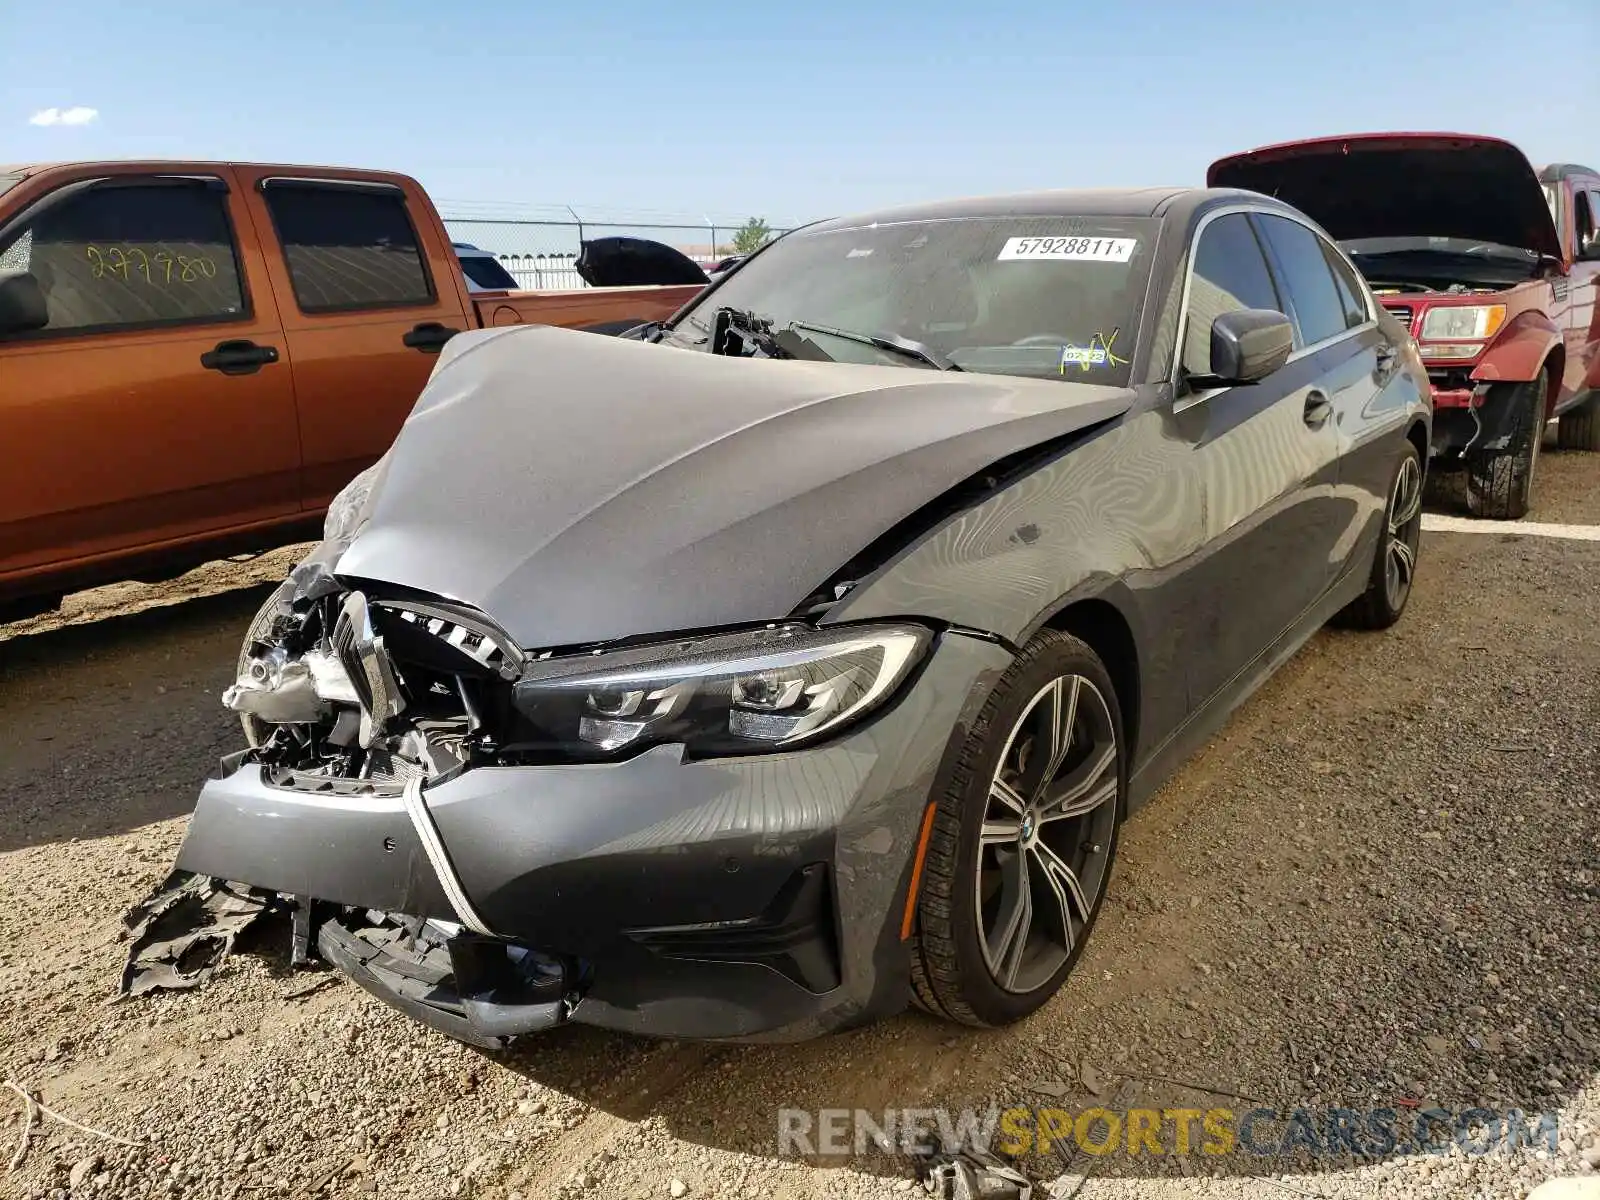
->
1320, 241, 1371, 330
1183, 212, 1281, 375
1253, 214, 1350, 347
262, 182, 434, 312
0, 179, 247, 335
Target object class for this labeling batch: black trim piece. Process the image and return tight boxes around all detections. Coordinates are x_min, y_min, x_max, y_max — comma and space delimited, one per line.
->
257, 176, 407, 197
625, 863, 841, 993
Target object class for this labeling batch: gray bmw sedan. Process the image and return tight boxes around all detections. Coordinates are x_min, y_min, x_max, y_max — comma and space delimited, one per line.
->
158, 186, 1431, 1047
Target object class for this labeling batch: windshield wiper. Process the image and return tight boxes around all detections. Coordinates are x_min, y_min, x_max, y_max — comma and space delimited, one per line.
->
788, 320, 962, 372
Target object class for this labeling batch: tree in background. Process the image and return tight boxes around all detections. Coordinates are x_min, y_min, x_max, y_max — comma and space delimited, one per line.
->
731, 218, 773, 254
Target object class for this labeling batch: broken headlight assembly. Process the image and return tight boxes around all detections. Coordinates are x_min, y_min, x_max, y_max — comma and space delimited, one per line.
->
510, 623, 932, 759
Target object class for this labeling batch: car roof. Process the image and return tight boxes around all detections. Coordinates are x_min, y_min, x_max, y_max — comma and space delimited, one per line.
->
1539, 163, 1600, 183
799, 187, 1292, 233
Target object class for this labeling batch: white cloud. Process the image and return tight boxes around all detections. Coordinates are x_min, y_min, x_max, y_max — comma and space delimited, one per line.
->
28, 106, 99, 127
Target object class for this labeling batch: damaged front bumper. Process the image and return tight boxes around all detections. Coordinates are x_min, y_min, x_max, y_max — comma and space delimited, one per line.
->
170, 629, 1010, 1044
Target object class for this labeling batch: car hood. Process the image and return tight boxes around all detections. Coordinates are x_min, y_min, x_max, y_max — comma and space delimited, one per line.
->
1207, 133, 1563, 260
333, 324, 1134, 649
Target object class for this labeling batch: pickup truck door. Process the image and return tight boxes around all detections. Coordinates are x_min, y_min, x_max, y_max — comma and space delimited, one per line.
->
0, 168, 299, 586
233, 169, 474, 511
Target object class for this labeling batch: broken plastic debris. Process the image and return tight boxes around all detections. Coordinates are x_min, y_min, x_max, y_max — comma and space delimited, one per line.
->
911, 1135, 1033, 1200
920, 1147, 1032, 1199
118, 870, 280, 996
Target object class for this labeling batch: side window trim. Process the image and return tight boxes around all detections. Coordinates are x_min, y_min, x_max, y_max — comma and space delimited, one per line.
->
1169, 203, 1286, 407
1170, 203, 1376, 409
258, 177, 438, 316
1323, 237, 1374, 327
0, 174, 254, 344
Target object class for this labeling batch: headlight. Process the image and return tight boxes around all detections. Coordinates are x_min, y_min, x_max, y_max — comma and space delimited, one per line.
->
1420, 305, 1506, 341
322, 456, 389, 543
511, 622, 932, 758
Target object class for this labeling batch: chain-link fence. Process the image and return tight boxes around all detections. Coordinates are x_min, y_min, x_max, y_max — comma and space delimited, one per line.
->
440, 211, 797, 290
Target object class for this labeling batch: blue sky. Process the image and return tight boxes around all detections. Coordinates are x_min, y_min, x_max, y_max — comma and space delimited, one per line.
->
4, 0, 1596, 227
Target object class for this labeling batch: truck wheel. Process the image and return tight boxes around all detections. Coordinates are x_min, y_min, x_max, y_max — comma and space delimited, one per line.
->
1557, 397, 1600, 452
1465, 372, 1545, 521
909, 630, 1123, 1028
1334, 440, 1423, 631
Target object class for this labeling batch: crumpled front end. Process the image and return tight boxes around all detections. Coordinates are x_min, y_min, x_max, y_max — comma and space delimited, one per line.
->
161, 561, 1013, 1045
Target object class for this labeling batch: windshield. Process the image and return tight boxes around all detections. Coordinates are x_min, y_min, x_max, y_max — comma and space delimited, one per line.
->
1543, 183, 1561, 228
671, 214, 1161, 386
457, 252, 520, 291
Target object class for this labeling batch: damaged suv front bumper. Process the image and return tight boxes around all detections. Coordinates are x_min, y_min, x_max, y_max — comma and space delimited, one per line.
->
172, 631, 1010, 1044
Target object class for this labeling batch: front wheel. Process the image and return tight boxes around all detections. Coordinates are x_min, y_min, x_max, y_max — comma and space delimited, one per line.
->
909, 630, 1124, 1028
1465, 372, 1546, 520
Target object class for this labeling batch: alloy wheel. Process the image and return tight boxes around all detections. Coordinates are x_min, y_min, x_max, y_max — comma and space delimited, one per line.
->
1384, 455, 1423, 612
975, 674, 1119, 994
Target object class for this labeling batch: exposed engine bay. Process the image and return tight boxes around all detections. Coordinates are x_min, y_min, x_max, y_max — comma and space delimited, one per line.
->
1368, 280, 1505, 296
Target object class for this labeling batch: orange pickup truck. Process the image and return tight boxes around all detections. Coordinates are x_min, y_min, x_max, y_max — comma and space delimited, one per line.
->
0, 161, 704, 620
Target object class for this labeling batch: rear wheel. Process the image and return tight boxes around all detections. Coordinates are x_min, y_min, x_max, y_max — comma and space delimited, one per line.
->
1465, 372, 1546, 520
1557, 397, 1600, 452
1334, 441, 1423, 631
909, 630, 1123, 1027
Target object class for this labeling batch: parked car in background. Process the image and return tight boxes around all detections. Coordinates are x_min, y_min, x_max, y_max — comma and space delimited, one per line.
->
1209, 134, 1600, 519
161, 183, 1430, 1048
705, 253, 744, 280
451, 242, 521, 292
0, 161, 706, 620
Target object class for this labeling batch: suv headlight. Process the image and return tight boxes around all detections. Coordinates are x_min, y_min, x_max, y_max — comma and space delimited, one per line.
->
1420, 304, 1506, 341
512, 622, 932, 758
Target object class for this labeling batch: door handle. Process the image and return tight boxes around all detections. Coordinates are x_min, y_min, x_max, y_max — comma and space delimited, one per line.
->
402, 322, 460, 353
1303, 391, 1333, 429
200, 339, 279, 376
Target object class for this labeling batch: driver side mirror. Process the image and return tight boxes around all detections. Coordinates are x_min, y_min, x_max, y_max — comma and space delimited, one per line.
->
1210, 308, 1293, 384
0, 270, 48, 336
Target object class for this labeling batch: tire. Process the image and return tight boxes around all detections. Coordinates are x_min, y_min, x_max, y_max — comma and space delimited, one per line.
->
909, 629, 1124, 1028
1557, 397, 1600, 452
1465, 372, 1546, 520
1334, 440, 1424, 631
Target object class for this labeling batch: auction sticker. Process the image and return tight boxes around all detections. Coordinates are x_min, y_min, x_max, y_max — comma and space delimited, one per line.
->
998, 236, 1136, 262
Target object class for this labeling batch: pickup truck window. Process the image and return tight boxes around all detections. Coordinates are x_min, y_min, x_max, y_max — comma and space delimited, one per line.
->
261, 182, 435, 313
0, 180, 247, 336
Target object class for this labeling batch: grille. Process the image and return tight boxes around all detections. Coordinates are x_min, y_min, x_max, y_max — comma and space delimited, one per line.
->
1383, 304, 1415, 333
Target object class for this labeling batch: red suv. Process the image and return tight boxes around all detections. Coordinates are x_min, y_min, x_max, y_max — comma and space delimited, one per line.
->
1210, 134, 1600, 519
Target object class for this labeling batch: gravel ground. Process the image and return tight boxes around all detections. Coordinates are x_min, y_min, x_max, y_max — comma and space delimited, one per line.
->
2, 453, 1597, 1200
